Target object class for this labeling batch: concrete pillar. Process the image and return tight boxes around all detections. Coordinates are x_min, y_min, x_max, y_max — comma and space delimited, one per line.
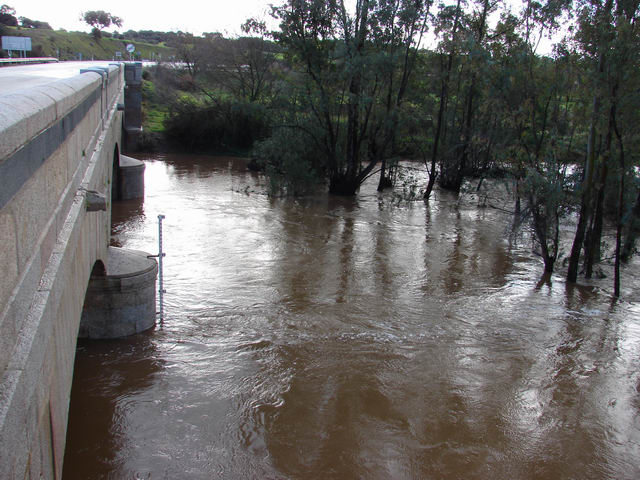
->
79, 247, 157, 339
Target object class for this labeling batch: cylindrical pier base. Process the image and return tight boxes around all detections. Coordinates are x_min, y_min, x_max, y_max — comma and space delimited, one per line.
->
118, 154, 145, 200
79, 247, 157, 339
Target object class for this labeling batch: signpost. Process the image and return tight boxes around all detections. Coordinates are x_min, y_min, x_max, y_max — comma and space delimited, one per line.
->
1, 36, 31, 58
126, 43, 135, 60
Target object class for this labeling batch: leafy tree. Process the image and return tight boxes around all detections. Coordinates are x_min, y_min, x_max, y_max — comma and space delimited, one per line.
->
170, 32, 211, 81
122, 29, 181, 45
164, 96, 270, 152
422, 0, 465, 201
81, 10, 122, 39
19, 17, 52, 29
209, 20, 279, 103
566, 0, 640, 290
434, 0, 498, 194
263, 0, 432, 195
487, 0, 575, 274
0, 4, 17, 26
253, 122, 326, 195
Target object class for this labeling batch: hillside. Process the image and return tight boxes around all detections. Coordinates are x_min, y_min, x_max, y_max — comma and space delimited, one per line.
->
1, 27, 176, 61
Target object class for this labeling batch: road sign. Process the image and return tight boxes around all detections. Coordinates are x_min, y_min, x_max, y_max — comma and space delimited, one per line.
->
126, 44, 135, 53
2, 36, 32, 52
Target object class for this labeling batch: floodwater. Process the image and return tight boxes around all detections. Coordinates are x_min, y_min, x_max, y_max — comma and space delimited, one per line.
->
63, 154, 640, 479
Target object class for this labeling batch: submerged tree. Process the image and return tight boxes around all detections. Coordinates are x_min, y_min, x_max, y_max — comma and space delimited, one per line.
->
261, 0, 432, 195
422, 0, 464, 201
566, 0, 640, 287
433, 0, 498, 194
489, 0, 575, 274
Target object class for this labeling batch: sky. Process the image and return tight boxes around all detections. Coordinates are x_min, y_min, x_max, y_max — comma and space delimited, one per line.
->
13, 0, 275, 37
12, 0, 559, 54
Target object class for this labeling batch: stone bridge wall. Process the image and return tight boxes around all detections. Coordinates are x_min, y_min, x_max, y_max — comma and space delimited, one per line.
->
0, 64, 124, 479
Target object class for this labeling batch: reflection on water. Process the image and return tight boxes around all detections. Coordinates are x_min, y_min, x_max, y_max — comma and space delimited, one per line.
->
63, 154, 640, 479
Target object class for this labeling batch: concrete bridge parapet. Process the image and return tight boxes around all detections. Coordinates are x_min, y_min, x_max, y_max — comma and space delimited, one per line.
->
0, 63, 138, 479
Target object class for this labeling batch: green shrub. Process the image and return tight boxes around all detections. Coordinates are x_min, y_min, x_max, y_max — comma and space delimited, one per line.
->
163, 98, 271, 153
251, 126, 325, 195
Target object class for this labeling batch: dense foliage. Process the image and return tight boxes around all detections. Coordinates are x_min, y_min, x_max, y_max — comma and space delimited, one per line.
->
18, 17, 52, 29
145, 0, 640, 289
0, 4, 17, 27
164, 96, 271, 152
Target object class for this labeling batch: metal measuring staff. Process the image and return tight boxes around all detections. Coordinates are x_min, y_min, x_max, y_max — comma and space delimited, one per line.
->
149, 214, 166, 323
158, 214, 166, 323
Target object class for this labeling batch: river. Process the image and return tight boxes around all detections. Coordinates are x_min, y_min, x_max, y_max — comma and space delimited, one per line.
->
63, 154, 640, 479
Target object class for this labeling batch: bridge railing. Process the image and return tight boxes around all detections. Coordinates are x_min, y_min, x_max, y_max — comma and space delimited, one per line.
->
0, 57, 59, 66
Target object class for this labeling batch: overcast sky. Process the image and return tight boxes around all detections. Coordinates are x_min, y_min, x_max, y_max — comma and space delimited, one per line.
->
13, 0, 275, 36
12, 0, 558, 54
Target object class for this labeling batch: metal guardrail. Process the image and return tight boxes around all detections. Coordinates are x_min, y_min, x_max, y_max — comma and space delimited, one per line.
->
0, 57, 58, 66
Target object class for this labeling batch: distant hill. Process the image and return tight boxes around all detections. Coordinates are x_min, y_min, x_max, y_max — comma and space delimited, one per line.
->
1, 26, 176, 61
116, 30, 183, 46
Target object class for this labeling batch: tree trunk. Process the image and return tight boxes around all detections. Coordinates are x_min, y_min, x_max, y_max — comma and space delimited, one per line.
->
377, 157, 390, 191
424, 161, 438, 201
530, 201, 556, 274
425, 0, 461, 201
614, 114, 625, 296
454, 75, 477, 193
585, 90, 617, 278
515, 177, 521, 216
566, 0, 612, 283
584, 161, 608, 277
567, 85, 603, 282
451, 0, 489, 194
622, 191, 640, 261
330, 175, 360, 196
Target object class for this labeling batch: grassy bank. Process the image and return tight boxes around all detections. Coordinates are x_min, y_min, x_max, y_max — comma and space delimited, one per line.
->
2, 26, 175, 61
141, 77, 168, 133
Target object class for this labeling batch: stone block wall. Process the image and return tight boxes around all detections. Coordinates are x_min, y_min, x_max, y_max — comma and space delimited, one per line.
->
0, 64, 124, 479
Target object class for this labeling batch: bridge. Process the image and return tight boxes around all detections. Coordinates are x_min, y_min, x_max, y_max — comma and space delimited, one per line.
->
0, 62, 156, 478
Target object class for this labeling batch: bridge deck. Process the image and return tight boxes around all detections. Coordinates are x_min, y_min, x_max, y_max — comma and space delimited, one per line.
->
0, 61, 122, 95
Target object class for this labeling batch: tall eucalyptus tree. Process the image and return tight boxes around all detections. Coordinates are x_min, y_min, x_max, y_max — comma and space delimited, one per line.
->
435, 0, 498, 194
488, 0, 574, 274
567, 0, 640, 287
267, 0, 433, 195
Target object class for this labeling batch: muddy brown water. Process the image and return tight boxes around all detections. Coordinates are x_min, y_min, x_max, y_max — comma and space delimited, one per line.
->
63, 154, 640, 479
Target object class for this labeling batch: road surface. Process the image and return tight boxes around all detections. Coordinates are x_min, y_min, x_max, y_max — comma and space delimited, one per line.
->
0, 61, 121, 96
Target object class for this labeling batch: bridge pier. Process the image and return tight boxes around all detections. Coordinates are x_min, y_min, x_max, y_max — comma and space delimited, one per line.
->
117, 154, 146, 200
79, 247, 157, 339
